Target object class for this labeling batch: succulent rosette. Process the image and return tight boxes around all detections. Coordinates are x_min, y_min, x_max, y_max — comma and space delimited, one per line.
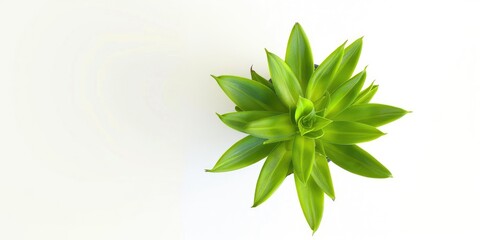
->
208, 23, 408, 233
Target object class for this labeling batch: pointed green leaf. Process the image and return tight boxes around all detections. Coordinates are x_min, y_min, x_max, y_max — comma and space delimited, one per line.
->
333, 103, 409, 127
294, 174, 324, 234
213, 75, 286, 112
306, 42, 345, 103
324, 142, 392, 178
295, 97, 315, 122
207, 136, 276, 172
328, 37, 363, 92
322, 121, 385, 144
245, 113, 296, 140
250, 66, 274, 90
311, 153, 335, 200
325, 70, 366, 117
292, 135, 315, 183
314, 92, 331, 116
253, 142, 292, 207
217, 111, 282, 133
285, 23, 314, 92
354, 83, 378, 105
266, 50, 304, 108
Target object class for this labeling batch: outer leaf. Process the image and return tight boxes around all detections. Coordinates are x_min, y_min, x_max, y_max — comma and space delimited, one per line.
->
250, 66, 274, 90
306, 42, 345, 104
292, 135, 315, 183
324, 142, 392, 178
325, 70, 366, 117
328, 37, 363, 92
354, 83, 378, 105
285, 23, 314, 92
217, 111, 282, 133
266, 50, 304, 108
295, 97, 315, 122
294, 174, 324, 233
322, 121, 385, 144
333, 103, 409, 127
253, 142, 292, 207
311, 153, 335, 200
207, 135, 276, 172
213, 75, 286, 112
245, 113, 296, 140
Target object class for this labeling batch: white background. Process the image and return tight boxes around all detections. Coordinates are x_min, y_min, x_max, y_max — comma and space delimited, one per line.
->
1, 0, 479, 239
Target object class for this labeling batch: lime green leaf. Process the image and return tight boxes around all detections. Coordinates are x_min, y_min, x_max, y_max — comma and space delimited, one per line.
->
311, 153, 335, 200
314, 92, 331, 116
295, 97, 315, 122
207, 135, 276, 172
250, 66, 274, 90
235, 106, 242, 112
266, 50, 304, 108
325, 70, 366, 117
333, 103, 409, 127
354, 83, 378, 105
217, 111, 282, 133
322, 121, 385, 144
292, 135, 315, 183
245, 113, 297, 140
285, 23, 314, 92
294, 174, 324, 233
306, 42, 345, 103
298, 115, 332, 136
328, 37, 363, 92
253, 142, 292, 207
324, 142, 392, 178
213, 75, 286, 112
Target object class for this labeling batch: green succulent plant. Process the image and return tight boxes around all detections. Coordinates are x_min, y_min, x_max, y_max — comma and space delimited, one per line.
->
207, 23, 408, 234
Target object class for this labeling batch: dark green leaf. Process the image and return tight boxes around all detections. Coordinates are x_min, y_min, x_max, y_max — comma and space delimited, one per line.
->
292, 135, 315, 183
328, 37, 363, 92
333, 103, 409, 127
207, 135, 276, 172
266, 50, 304, 108
325, 70, 366, 117
294, 174, 324, 234
213, 75, 286, 112
253, 142, 292, 207
306, 42, 345, 104
250, 66, 274, 90
217, 111, 282, 133
245, 113, 297, 140
322, 121, 385, 144
311, 153, 335, 200
285, 23, 314, 92
324, 142, 392, 178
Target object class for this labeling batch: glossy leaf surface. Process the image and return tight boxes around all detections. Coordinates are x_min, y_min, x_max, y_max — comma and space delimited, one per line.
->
328, 38, 363, 92
217, 111, 282, 133
285, 23, 314, 91
311, 153, 335, 200
322, 121, 384, 144
245, 113, 296, 140
295, 174, 324, 233
325, 70, 366, 117
324, 143, 392, 178
333, 103, 408, 127
306, 43, 345, 103
266, 50, 303, 108
207, 135, 276, 172
253, 143, 292, 207
292, 135, 315, 183
214, 75, 286, 112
